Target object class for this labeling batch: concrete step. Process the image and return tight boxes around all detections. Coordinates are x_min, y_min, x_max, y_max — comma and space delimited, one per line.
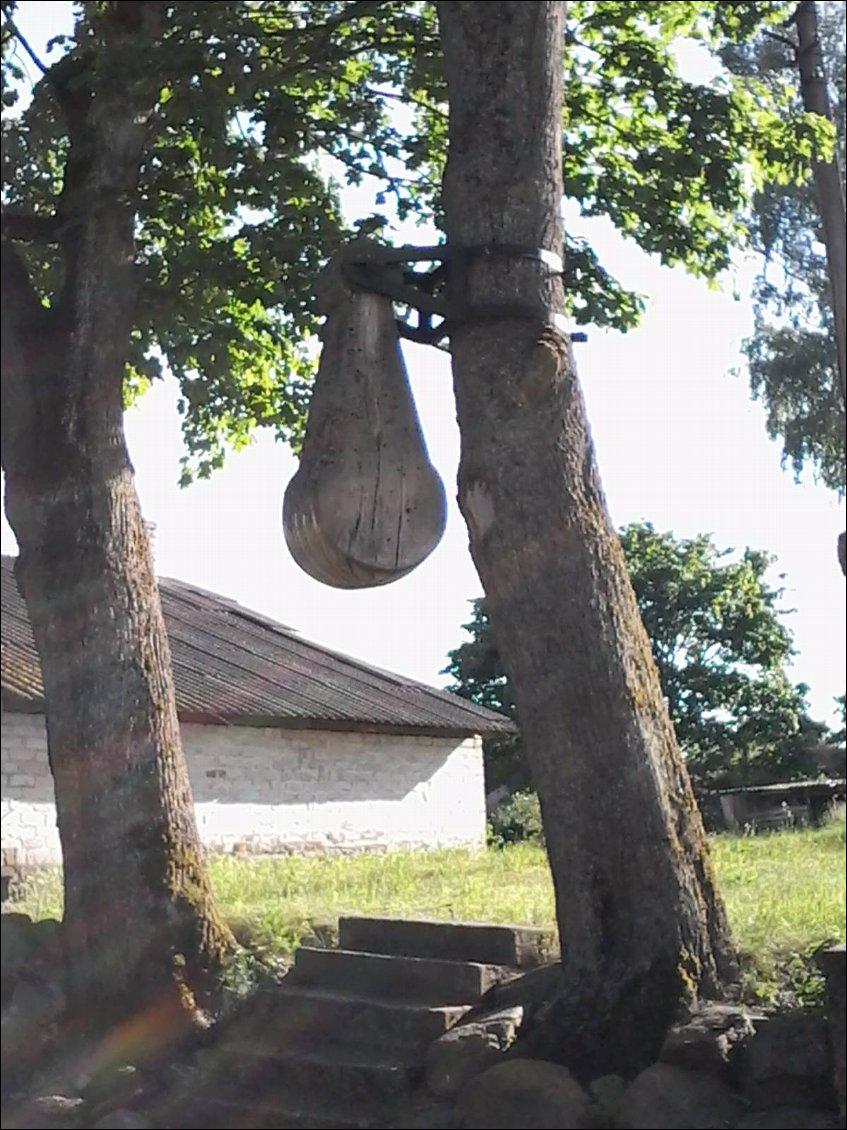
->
239, 984, 469, 1052
289, 945, 514, 1005
339, 916, 556, 969
217, 1045, 421, 1109
170, 1087, 378, 1130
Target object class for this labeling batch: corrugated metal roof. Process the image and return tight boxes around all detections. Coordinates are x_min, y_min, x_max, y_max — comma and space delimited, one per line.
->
1, 555, 512, 737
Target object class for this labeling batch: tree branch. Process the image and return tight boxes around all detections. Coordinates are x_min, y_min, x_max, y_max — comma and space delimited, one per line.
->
1, 209, 66, 243
255, 1, 385, 42
763, 29, 797, 52
367, 86, 449, 119
0, 242, 57, 478
3, 18, 48, 74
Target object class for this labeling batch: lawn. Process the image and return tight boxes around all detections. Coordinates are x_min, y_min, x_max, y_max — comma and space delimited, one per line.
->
12, 807, 846, 1004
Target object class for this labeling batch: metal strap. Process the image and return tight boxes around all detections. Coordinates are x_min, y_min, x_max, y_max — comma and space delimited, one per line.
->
341, 244, 587, 347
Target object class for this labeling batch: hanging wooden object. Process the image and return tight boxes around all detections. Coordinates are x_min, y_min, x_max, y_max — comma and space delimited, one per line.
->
283, 251, 447, 589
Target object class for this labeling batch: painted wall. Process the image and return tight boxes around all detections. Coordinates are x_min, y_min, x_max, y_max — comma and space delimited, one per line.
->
1, 711, 486, 866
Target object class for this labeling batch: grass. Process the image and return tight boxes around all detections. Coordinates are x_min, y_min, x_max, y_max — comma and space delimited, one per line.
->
10, 807, 845, 1004
710, 807, 846, 1004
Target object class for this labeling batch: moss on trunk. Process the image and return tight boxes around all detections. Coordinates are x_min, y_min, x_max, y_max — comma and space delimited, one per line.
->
437, 0, 737, 1078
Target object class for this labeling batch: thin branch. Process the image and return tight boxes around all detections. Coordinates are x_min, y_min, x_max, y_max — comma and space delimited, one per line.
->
253, 1, 384, 42
763, 29, 798, 52
783, 6, 800, 29
367, 86, 449, 120
3, 19, 48, 74
295, 0, 385, 39
317, 140, 439, 194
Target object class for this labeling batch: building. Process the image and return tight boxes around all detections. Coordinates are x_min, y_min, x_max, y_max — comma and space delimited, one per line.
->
1, 556, 511, 867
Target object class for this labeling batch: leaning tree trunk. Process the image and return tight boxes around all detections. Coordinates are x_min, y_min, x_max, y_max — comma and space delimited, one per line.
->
437, 0, 737, 1078
0, 3, 234, 1032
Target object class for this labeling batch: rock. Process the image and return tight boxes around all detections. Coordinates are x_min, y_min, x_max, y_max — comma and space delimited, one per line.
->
1, 975, 67, 1084
82, 1065, 143, 1111
0, 915, 63, 991
457, 1058, 594, 1130
589, 1075, 625, 1122
1, 913, 33, 998
736, 1109, 844, 1129
660, 1003, 757, 1079
739, 1011, 835, 1110
468, 962, 563, 1022
91, 1111, 154, 1130
0, 1094, 85, 1129
392, 1101, 458, 1129
426, 1007, 525, 1097
818, 945, 846, 1116
6, 973, 67, 1027
615, 1062, 747, 1129
29, 919, 63, 958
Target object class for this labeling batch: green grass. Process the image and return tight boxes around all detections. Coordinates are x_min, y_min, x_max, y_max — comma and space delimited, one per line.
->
710, 807, 846, 1003
10, 808, 845, 1003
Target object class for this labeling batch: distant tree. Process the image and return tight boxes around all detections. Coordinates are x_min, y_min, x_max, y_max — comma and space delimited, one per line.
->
831, 694, 846, 746
446, 523, 828, 792
723, 1, 846, 496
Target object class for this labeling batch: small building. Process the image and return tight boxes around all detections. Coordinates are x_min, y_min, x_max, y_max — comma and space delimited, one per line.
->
716, 779, 846, 833
1, 556, 511, 868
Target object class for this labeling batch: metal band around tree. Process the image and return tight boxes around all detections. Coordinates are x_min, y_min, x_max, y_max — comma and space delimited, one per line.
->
340, 244, 588, 347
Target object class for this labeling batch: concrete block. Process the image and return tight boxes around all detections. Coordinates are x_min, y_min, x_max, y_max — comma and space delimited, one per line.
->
339, 917, 556, 969
290, 947, 512, 1006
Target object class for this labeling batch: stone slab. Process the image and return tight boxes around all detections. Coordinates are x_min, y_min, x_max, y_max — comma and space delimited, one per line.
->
338, 916, 556, 969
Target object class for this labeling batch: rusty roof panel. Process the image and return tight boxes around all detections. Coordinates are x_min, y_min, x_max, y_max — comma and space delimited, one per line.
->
1, 556, 512, 736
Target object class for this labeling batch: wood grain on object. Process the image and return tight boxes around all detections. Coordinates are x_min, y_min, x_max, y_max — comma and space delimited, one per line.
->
283, 263, 446, 589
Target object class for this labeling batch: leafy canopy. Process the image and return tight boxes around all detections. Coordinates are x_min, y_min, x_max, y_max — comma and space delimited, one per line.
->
1, 0, 831, 480
445, 522, 830, 791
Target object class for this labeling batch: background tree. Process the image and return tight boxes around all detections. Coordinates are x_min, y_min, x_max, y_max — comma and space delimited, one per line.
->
1, 0, 827, 1035
831, 694, 847, 746
446, 523, 829, 794
0, 0, 436, 1025
723, 1, 846, 496
622, 523, 830, 788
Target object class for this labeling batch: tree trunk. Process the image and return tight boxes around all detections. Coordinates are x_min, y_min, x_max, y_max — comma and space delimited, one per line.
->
795, 0, 847, 407
794, 1, 847, 578
437, 0, 736, 1078
1, 3, 234, 1031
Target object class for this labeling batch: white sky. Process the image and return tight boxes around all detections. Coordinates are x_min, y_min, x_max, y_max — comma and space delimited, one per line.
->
3, 3, 845, 725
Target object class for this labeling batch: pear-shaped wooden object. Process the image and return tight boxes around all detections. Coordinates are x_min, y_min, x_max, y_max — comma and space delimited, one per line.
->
283, 263, 447, 589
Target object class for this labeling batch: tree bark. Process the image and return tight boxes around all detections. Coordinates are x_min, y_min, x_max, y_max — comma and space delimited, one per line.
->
437, 0, 737, 1078
1, 4, 234, 1030
795, 0, 847, 407
793, 1, 847, 577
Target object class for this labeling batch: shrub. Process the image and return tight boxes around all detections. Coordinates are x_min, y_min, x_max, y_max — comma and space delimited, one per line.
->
488, 789, 545, 847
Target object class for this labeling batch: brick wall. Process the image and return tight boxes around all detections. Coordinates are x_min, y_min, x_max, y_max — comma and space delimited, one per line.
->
0, 711, 57, 866
1, 711, 486, 865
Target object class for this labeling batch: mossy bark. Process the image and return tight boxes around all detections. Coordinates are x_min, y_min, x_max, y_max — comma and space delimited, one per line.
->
437, 0, 737, 1078
1, 2, 235, 1033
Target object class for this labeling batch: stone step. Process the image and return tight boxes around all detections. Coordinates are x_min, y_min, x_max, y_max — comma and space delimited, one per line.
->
171, 1088, 377, 1130
218, 1045, 421, 1109
289, 945, 514, 1005
339, 916, 556, 969
243, 984, 470, 1051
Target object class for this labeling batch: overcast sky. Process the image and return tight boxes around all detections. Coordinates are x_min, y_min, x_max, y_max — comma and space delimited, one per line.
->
2, 3, 844, 725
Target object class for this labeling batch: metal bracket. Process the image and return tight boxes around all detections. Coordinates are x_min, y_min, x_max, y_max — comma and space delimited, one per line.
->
341, 244, 588, 347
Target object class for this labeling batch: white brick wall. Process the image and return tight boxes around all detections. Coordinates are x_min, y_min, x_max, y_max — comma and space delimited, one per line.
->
0, 711, 58, 866
1, 711, 486, 866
